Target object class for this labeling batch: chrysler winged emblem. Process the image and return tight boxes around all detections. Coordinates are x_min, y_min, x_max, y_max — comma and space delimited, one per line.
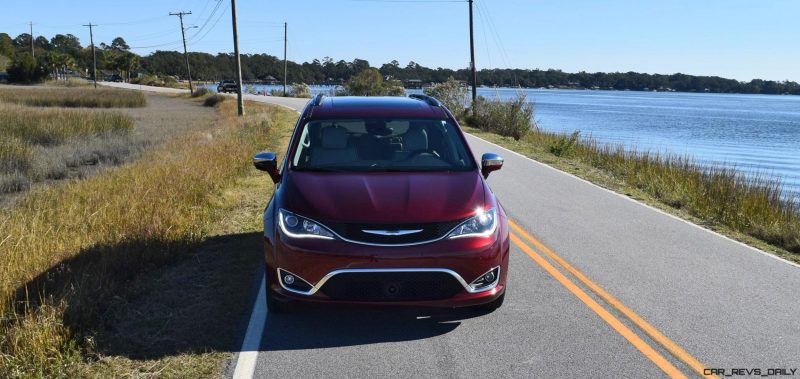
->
361, 229, 423, 236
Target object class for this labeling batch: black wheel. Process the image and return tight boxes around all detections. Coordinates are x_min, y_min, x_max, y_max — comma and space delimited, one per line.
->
265, 288, 292, 313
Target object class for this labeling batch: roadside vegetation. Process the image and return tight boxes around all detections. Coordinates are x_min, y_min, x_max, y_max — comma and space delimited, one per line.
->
453, 89, 800, 258
345, 68, 405, 96
424, 77, 469, 118
203, 94, 226, 107
424, 77, 535, 141
0, 87, 146, 108
130, 74, 184, 89
269, 82, 312, 98
0, 100, 136, 194
0, 93, 296, 377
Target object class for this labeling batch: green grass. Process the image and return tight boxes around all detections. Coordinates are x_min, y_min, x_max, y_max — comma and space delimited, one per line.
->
0, 103, 133, 146
0, 103, 135, 193
0, 98, 295, 378
0, 87, 146, 108
465, 126, 800, 259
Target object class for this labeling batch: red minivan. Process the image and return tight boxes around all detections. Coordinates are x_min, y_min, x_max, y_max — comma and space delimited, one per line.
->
253, 94, 509, 312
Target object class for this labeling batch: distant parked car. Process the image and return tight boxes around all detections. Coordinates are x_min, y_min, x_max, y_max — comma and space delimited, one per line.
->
105, 74, 123, 82
217, 80, 238, 93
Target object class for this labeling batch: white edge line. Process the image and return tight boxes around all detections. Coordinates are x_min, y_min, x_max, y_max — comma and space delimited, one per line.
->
232, 275, 267, 379
466, 132, 800, 270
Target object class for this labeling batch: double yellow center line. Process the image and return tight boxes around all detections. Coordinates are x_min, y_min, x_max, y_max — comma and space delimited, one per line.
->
508, 220, 714, 378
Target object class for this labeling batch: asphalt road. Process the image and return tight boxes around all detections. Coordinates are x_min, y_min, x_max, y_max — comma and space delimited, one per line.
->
104, 83, 800, 378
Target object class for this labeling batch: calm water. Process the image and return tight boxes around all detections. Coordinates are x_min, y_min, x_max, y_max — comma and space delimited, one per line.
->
205, 84, 800, 199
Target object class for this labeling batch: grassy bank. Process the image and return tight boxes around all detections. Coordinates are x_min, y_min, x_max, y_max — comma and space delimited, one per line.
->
465, 125, 800, 260
0, 97, 296, 377
0, 102, 135, 194
0, 103, 133, 145
0, 87, 146, 108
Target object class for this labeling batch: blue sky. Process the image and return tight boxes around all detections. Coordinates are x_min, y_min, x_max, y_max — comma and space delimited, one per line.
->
2, 0, 798, 81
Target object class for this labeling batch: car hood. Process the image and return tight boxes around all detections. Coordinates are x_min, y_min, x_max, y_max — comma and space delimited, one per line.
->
282, 171, 485, 224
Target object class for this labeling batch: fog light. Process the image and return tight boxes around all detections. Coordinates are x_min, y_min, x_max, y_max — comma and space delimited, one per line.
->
469, 266, 501, 292
277, 268, 314, 294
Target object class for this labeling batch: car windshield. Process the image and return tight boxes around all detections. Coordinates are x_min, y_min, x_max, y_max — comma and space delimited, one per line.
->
291, 118, 477, 172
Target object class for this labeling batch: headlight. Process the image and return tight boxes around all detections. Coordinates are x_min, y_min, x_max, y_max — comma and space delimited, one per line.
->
278, 209, 335, 239
448, 207, 498, 239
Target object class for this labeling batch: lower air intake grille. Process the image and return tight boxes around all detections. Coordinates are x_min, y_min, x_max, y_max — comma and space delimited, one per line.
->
319, 271, 464, 301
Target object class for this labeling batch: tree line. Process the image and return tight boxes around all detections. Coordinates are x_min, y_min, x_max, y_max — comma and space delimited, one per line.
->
2, 31, 798, 95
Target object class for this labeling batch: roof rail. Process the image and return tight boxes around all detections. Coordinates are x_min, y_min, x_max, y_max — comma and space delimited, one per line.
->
312, 93, 325, 106
408, 94, 441, 107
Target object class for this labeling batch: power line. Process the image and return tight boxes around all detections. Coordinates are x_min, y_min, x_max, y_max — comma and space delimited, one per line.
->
98, 15, 172, 26
194, 0, 215, 20
350, 0, 465, 2
189, 0, 224, 40
128, 40, 184, 50
189, 1, 230, 45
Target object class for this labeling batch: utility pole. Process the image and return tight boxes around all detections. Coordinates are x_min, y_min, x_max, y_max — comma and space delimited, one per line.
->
468, 0, 477, 103
230, 0, 244, 115
29, 22, 34, 57
170, 11, 195, 95
83, 23, 98, 88
283, 22, 288, 97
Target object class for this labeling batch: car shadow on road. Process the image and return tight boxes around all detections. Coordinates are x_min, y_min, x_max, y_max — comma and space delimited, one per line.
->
262, 304, 491, 351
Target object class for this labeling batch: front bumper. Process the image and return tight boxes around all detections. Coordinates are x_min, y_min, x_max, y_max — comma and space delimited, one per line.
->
263, 224, 509, 307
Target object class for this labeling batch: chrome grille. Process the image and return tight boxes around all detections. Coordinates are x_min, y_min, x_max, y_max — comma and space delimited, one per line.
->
324, 218, 466, 245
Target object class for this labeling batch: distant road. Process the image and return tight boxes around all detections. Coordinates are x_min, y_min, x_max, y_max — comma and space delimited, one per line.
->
105, 82, 800, 378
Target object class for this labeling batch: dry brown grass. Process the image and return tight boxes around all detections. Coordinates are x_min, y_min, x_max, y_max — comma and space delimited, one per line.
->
0, 87, 146, 108
0, 97, 296, 377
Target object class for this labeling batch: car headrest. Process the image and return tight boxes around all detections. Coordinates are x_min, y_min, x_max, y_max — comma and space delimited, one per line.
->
321, 127, 348, 149
405, 127, 428, 151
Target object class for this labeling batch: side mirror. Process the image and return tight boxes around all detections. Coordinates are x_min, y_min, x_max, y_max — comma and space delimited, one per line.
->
481, 153, 504, 178
253, 152, 281, 183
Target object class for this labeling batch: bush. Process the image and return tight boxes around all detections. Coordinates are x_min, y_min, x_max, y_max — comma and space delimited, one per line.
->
203, 94, 226, 107
132, 74, 179, 89
7, 53, 48, 84
549, 131, 581, 157
469, 93, 535, 140
345, 68, 405, 96
383, 81, 406, 97
191, 87, 212, 98
424, 77, 468, 119
289, 82, 311, 98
